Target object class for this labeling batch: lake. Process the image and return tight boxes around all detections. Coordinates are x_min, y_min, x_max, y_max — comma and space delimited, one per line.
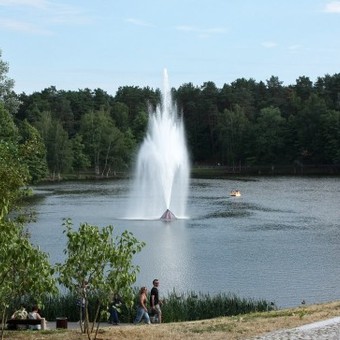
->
27, 176, 340, 309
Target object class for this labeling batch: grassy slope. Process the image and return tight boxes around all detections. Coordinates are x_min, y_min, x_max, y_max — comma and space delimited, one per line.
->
3, 300, 340, 340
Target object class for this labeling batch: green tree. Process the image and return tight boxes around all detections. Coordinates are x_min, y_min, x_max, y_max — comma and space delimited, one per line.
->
175, 83, 201, 160
71, 134, 91, 175
47, 120, 73, 178
93, 88, 112, 111
0, 215, 57, 339
315, 73, 340, 110
34, 112, 73, 178
253, 106, 286, 164
319, 109, 340, 164
266, 76, 284, 106
200, 81, 220, 159
217, 105, 249, 167
18, 120, 48, 183
228, 78, 257, 119
56, 219, 145, 340
0, 49, 20, 114
110, 102, 130, 131
80, 110, 128, 175
294, 94, 328, 164
114, 86, 159, 143
65, 88, 95, 131
0, 102, 19, 142
53, 94, 75, 136
294, 76, 314, 101
131, 110, 148, 144
0, 140, 29, 214
0, 127, 56, 339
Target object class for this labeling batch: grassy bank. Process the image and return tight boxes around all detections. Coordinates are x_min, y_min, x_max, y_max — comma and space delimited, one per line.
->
3, 300, 340, 339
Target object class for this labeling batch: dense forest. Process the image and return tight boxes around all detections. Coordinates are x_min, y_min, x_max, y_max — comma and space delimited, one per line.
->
1, 50, 340, 182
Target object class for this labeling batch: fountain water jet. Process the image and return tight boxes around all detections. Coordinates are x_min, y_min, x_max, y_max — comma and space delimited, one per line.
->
126, 69, 190, 220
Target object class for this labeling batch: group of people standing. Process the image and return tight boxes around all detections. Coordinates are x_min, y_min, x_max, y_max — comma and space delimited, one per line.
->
134, 278, 162, 325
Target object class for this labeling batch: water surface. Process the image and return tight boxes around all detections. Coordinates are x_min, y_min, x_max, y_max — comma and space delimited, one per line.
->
27, 177, 340, 308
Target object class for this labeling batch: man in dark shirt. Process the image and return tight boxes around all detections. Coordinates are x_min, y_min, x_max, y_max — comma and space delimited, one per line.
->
150, 278, 162, 323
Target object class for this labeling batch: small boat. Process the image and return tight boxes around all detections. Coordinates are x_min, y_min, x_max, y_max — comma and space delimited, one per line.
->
230, 190, 241, 197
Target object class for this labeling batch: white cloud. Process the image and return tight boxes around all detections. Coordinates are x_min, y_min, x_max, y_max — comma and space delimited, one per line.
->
261, 41, 278, 48
0, 17, 52, 34
288, 44, 301, 50
0, 0, 49, 9
324, 1, 340, 13
125, 18, 154, 27
0, 0, 92, 28
175, 25, 227, 37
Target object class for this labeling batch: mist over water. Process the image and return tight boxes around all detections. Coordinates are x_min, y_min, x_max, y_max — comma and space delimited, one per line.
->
125, 70, 190, 219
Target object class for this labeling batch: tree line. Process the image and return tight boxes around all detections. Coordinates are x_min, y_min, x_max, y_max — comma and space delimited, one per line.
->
1, 51, 340, 182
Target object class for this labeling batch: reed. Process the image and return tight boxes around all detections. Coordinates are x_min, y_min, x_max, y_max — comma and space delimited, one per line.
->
161, 291, 274, 322
37, 290, 274, 323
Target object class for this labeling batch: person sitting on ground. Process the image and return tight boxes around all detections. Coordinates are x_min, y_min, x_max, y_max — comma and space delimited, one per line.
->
28, 305, 46, 330
133, 287, 151, 325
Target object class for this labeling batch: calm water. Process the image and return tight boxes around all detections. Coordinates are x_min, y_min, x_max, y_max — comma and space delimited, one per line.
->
27, 177, 340, 308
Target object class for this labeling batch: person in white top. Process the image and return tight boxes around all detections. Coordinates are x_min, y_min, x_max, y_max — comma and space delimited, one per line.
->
28, 305, 46, 330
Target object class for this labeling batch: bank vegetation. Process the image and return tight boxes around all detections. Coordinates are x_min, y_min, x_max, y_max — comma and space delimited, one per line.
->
2, 300, 340, 340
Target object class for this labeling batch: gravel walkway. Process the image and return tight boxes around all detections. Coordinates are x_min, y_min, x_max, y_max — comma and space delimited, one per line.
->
252, 317, 340, 340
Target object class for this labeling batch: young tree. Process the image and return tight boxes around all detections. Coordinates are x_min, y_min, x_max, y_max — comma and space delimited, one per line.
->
0, 216, 57, 340
56, 219, 145, 340
18, 119, 48, 183
0, 137, 57, 340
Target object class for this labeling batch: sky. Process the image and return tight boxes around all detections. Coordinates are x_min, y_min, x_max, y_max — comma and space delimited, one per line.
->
1, 0, 340, 96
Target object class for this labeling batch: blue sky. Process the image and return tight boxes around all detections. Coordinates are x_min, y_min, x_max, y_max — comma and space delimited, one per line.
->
1, 0, 340, 95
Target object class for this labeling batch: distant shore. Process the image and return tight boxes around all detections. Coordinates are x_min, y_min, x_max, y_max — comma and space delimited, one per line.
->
191, 164, 340, 177
39, 164, 340, 183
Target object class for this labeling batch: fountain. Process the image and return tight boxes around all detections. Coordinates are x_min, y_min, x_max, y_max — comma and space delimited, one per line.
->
126, 69, 190, 220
